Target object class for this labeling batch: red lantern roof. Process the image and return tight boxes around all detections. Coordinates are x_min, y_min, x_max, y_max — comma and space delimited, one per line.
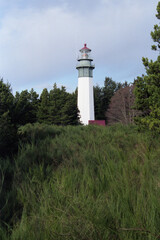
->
80, 43, 91, 52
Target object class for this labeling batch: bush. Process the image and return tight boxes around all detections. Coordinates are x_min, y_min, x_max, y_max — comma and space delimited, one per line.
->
8, 124, 160, 240
0, 112, 17, 157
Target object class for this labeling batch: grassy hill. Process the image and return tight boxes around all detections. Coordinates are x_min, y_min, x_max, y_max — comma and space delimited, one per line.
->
1, 124, 160, 240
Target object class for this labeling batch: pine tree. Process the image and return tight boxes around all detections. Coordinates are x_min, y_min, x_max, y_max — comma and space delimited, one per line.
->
0, 111, 17, 156
60, 92, 80, 125
94, 78, 123, 121
151, 2, 160, 51
134, 2, 160, 132
37, 88, 50, 124
0, 78, 14, 117
94, 85, 104, 120
37, 85, 80, 125
49, 84, 68, 124
0, 79, 17, 156
14, 89, 39, 126
29, 88, 39, 123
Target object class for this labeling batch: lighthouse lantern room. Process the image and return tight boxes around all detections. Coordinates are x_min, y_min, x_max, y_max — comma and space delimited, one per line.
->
76, 44, 95, 125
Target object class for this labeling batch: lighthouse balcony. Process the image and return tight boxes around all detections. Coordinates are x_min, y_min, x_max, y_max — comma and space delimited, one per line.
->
77, 57, 93, 62
76, 63, 95, 69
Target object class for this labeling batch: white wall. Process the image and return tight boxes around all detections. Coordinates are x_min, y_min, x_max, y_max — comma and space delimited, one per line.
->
78, 77, 95, 125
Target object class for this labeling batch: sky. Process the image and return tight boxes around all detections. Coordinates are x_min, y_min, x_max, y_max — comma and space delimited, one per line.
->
0, 0, 159, 94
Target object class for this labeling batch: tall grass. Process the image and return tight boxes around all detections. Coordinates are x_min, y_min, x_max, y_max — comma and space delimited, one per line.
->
2, 124, 160, 239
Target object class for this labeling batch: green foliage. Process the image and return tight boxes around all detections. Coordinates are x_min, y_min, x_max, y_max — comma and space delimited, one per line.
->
37, 84, 80, 125
0, 124, 159, 240
0, 79, 14, 117
18, 122, 63, 144
151, 2, 160, 51
134, 2, 160, 132
0, 159, 17, 226
0, 76, 125, 127
94, 77, 123, 121
0, 112, 17, 157
0, 227, 9, 240
0, 80, 18, 227
134, 57, 160, 131
13, 89, 39, 126
60, 92, 80, 125
0, 79, 80, 128
37, 88, 50, 124
49, 84, 70, 124
94, 85, 104, 119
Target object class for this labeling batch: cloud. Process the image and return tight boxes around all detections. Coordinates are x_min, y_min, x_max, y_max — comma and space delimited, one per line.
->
0, 7, 77, 84
0, 0, 158, 93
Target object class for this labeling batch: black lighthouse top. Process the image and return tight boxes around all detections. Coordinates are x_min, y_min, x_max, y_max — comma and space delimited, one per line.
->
76, 43, 95, 78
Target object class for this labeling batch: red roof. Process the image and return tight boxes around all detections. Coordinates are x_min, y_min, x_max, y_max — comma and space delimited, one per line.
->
80, 43, 91, 52
89, 120, 106, 126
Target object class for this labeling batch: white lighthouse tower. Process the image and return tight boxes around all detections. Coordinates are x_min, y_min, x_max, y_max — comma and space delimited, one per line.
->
76, 44, 95, 125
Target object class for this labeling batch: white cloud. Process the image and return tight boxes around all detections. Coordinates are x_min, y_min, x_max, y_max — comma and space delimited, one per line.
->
0, 7, 77, 81
0, 0, 158, 93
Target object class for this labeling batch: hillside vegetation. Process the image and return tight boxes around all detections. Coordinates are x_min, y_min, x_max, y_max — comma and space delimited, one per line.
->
1, 124, 160, 240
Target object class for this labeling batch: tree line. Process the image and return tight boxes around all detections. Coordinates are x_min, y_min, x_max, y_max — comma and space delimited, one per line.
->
0, 77, 121, 155
1, 74, 134, 156
0, 82, 78, 156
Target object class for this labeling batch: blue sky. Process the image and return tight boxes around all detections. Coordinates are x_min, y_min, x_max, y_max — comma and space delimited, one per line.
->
0, 0, 159, 94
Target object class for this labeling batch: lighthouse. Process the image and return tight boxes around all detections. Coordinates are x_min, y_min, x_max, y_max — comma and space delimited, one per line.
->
76, 44, 95, 125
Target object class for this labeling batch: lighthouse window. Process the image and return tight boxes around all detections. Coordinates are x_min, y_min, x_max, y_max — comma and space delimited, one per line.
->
89, 69, 93, 77
84, 68, 89, 77
78, 68, 93, 77
78, 68, 83, 77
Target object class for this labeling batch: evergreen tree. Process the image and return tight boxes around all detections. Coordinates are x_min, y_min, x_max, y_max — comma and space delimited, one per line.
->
134, 1, 160, 132
49, 84, 69, 125
94, 85, 104, 120
0, 111, 17, 157
94, 77, 123, 121
151, 2, 160, 51
60, 92, 80, 125
29, 88, 39, 122
37, 85, 80, 126
103, 77, 122, 111
0, 79, 17, 156
37, 88, 50, 124
14, 89, 39, 126
0, 78, 14, 117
